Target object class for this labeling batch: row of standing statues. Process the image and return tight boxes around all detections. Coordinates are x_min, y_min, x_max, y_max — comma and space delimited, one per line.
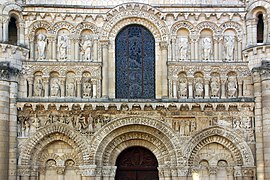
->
37, 34, 94, 61
176, 75, 238, 98
177, 35, 235, 61
33, 76, 94, 98
36, 33, 236, 61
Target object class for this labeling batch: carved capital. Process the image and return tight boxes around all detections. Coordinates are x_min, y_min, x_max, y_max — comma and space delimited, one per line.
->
79, 165, 97, 176
242, 167, 255, 177
208, 166, 218, 175
100, 40, 109, 47
160, 41, 168, 50
0, 62, 20, 80
56, 166, 65, 175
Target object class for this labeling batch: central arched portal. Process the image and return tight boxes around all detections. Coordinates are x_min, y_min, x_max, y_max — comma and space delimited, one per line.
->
115, 146, 159, 180
115, 25, 155, 99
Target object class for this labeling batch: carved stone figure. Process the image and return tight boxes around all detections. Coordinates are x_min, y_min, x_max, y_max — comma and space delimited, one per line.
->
50, 78, 60, 96
178, 37, 189, 60
82, 78, 92, 97
81, 36, 93, 61
210, 77, 220, 98
37, 34, 47, 60
66, 80, 75, 97
58, 35, 68, 61
194, 78, 204, 98
202, 37, 212, 60
227, 76, 237, 97
224, 35, 235, 61
178, 76, 187, 98
33, 78, 43, 97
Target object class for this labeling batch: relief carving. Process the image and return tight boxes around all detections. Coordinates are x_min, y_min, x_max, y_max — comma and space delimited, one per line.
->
224, 35, 235, 61
58, 35, 68, 61
177, 36, 189, 61
36, 34, 47, 60
202, 37, 212, 61
80, 35, 93, 61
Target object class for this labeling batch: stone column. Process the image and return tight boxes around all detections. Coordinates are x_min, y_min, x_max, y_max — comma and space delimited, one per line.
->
160, 41, 168, 98
56, 166, 65, 180
18, 22, 25, 46
93, 37, 98, 62
172, 80, 178, 98
208, 166, 217, 180
76, 78, 82, 98
246, 19, 255, 46
2, 16, 9, 42
100, 40, 109, 98
163, 167, 171, 180
172, 39, 176, 61
238, 78, 243, 97
43, 78, 49, 97
60, 78, 65, 97
204, 78, 210, 98
261, 68, 270, 179
188, 77, 193, 98
52, 38, 57, 61
29, 39, 35, 61
221, 77, 226, 98
252, 69, 264, 180
0, 17, 3, 42
218, 36, 223, 61
213, 36, 219, 61
190, 34, 198, 61
74, 36, 80, 61
177, 166, 189, 180
226, 167, 234, 180
171, 167, 178, 180
0, 67, 14, 179
27, 78, 33, 97
191, 38, 195, 61
237, 39, 242, 61
92, 80, 97, 98
47, 36, 54, 61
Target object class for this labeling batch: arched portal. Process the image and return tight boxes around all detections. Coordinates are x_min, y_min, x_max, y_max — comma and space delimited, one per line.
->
115, 146, 159, 180
115, 25, 155, 99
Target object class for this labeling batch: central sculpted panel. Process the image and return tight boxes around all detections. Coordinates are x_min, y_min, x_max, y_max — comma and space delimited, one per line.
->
116, 25, 155, 99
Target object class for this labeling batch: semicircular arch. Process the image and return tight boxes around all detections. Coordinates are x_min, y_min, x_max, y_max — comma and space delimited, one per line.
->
91, 116, 181, 165
102, 3, 168, 41
195, 21, 219, 35
171, 21, 195, 39
247, 1, 270, 19
183, 127, 254, 167
19, 123, 89, 166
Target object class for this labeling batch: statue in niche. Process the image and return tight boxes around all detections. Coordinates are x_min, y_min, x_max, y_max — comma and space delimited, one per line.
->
81, 36, 93, 61
210, 76, 220, 98
227, 76, 237, 97
50, 78, 60, 96
58, 35, 68, 61
194, 78, 204, 98
33, 78, 43, 97
178, 37, 189, 60
82, 78, 92, 97
37, 33, 47, 60
66, 80, 75, 97
202, 37, 212, 60
178, 76, 187, 98
224, 35, 235, 61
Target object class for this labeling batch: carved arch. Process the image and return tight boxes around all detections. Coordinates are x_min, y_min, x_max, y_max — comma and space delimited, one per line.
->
219, 21, 243, 40
183, 127, 254, 167
102, 3, 168, 41
52, 21, 76, 34
2, 3, 22, 15
96, 128, 176, 166
19, 123, 89, 166
28, 20, 52, 40
91, 116, 181, 165
195, 21, 219, 35
76, 22, 99, 34
171, 21, 195, 39
246, 1, 270, 19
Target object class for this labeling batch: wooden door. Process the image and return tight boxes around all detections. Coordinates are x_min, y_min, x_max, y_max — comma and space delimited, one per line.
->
115, 146, 159, 180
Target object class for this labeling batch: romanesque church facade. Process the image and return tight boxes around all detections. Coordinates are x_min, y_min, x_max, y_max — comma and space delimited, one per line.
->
0, 0, 269, 179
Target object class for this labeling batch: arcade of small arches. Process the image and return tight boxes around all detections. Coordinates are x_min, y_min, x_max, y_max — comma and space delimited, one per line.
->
17, 117, 255, 180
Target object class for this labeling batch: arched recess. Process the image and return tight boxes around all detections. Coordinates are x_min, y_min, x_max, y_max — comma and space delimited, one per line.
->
91, 116, 181, 166
183, 127, 254, 167
19, 123, 90, 166
101, 3, 169, 98
246, 1, 270, 44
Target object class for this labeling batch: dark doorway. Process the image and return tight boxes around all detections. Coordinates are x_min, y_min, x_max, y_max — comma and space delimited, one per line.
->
115, 146, 159, 180
115, 25, 155, 99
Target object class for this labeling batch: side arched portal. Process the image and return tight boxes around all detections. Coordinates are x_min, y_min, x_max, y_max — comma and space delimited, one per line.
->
115, 25, 155, 99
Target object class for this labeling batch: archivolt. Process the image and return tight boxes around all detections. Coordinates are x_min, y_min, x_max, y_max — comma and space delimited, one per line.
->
19, 123, 89, 166
102, 3, 168, 41
183, 127, 254, 167
91, 116, 181, 165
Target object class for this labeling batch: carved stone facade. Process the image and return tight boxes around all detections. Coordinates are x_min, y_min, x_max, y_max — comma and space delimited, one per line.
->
0, 0, 270, 179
